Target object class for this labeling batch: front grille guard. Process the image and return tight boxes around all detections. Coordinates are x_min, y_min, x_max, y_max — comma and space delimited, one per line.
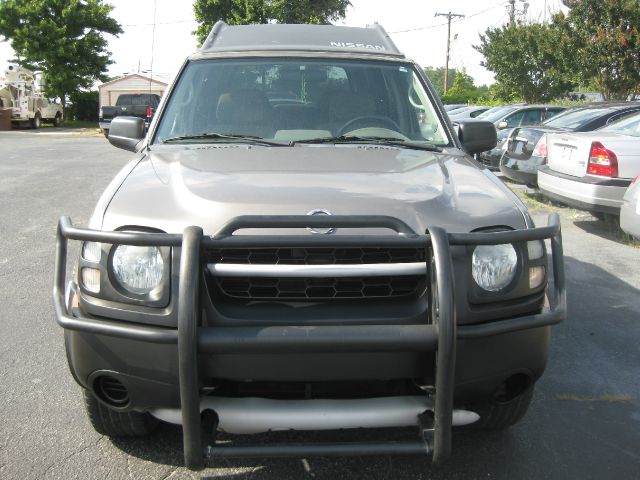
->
53, 214, 566, 470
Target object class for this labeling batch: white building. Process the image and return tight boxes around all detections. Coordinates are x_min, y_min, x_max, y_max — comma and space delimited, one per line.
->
98, 73, 174, 108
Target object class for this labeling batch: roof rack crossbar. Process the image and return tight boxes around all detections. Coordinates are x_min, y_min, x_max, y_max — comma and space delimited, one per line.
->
201, 20, 228, 51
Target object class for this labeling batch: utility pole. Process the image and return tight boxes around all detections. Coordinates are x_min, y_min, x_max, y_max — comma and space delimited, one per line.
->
435, 12, 464, 95
508, 0, 516, 25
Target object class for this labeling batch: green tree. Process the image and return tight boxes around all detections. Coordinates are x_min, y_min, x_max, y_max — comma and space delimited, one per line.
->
194, 0, 351, 45
69, 90, 99, 121
423, 66, 457, 97
475, 23, 576, 103
0, 0, 122, 108
554, 0, 640, 100
441, 71, 484, 104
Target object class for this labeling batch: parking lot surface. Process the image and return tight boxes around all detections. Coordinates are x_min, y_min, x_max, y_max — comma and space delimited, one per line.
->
1, 131, 639, 479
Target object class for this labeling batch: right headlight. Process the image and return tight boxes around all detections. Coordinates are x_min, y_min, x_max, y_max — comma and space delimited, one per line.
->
472, 244, 518, 292
111, 245, 164, 295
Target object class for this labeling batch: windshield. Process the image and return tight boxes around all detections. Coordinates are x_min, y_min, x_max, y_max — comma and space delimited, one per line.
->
153, 58, 448, 146
599, 111, 640, 137
476, 105, 516, 122
542, 107, 614, 130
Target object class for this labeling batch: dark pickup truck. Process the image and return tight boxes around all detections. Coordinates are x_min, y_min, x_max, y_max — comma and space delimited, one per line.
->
99, 93, 160, 136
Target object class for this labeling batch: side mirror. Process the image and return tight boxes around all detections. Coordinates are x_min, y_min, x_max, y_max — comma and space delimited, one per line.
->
457, 120, 497, 155
108, 116, 145, 152
497, 120, 508, 130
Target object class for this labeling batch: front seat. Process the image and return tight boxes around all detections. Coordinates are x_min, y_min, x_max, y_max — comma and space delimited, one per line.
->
215, 89, 275, 138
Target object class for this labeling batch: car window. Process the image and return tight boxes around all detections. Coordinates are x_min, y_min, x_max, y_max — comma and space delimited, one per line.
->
605, 109, 640, 125
599, 112, 640, 137
542, 108, 564, 121
154, 58, 449, 145
116, 95, 132, 106
522, 109, 543, 124
542, 107, 615, 130
469, 108, 488, 118
477, 106, 516, 123
505, 110, 526, 127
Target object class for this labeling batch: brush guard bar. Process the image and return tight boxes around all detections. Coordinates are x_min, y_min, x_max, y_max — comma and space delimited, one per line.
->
53, 214, 565, 470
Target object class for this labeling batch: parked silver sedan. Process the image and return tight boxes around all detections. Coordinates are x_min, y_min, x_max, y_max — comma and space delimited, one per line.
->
538, 112, 640, 215
620, 177, 640, 238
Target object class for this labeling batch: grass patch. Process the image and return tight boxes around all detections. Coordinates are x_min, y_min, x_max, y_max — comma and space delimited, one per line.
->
504, 180, 640, 248
508, 186, 565, 213
556, 394, 633, 403
61, 119, 99, 129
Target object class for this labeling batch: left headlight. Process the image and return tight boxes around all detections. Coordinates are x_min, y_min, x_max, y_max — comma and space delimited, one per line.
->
111, 245, 164, 295
472, 244, 518, 292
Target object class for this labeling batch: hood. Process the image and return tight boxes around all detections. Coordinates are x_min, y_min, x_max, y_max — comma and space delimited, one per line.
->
99, 144, 526, 235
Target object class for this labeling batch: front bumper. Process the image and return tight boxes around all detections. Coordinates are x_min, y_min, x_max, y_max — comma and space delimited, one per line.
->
500, 155, 545, 186
620, 187, 640, 238
54, 214, 565, 469
538, 166, 631, 214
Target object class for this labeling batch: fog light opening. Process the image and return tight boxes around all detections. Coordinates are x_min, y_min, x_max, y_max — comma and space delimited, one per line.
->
493, 374, 531, 404
94, 375, 130, 407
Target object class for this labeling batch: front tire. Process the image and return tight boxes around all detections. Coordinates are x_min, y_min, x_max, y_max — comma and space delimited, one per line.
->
83, 390, 159, 437
31, 113, 41, 129
53, 113, 62, 127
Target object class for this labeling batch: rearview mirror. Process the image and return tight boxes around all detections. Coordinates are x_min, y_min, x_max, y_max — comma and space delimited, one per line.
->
108, 116, 145, 152
497, 120, 508, 129
457, 120, 497, 155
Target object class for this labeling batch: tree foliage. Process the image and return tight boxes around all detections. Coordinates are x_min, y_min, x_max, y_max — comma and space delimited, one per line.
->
554, 0, 640, 100
69, 90, 99, 121
194, 0, 351, 45
441, 71, 485, 104
423, 66, 457, 97
0, 0, 122, 107
475, 23, 577, 103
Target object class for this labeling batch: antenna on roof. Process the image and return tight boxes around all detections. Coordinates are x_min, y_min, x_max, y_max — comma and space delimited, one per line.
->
201, 20, 228, 51
148, 0, 157, 96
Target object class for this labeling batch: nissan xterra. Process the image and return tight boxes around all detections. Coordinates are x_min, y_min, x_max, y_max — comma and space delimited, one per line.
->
54, 22, 566, 470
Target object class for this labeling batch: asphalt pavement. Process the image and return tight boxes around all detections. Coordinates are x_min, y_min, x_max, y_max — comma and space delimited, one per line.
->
0, 131, 639, 479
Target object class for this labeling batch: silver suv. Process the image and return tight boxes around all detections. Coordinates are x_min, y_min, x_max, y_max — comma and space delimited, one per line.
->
54, 22, 566, 470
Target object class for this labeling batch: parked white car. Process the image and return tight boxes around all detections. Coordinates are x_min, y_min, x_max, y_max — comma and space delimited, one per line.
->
620, 177, 640, 238
538, 112, 640, 215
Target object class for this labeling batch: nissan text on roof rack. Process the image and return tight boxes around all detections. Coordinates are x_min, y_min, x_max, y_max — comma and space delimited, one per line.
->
53, 21, 566, 470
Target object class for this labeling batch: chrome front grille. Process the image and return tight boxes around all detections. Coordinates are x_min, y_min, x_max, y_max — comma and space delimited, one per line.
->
205, 247, 427, 300
205, 247, 426, 265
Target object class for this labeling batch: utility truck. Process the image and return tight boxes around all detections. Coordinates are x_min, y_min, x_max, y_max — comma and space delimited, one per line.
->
0, 64, 63, 128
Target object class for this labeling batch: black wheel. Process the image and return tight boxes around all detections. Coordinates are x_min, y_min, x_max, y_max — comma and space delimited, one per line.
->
103, 129, 109, 138
469, 384, 534, 430
31, 113, 41, 129
53, 113, 62, 127
83, 390, 159, 437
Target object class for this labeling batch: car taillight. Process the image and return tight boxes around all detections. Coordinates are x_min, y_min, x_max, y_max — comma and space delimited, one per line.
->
146, 107, 153, 118
531, 135, 548, 160
587, 141, 618, 177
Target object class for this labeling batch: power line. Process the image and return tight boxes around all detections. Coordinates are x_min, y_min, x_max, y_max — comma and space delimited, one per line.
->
389, 3, 504, 34
121, 19, 193, 27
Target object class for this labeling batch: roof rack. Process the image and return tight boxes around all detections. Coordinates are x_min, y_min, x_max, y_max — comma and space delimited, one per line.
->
199, 21, 404, 57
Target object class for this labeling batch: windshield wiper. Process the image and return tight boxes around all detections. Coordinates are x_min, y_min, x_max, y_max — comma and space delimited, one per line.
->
163, 133, 290, 147
293, 135, 442, 152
